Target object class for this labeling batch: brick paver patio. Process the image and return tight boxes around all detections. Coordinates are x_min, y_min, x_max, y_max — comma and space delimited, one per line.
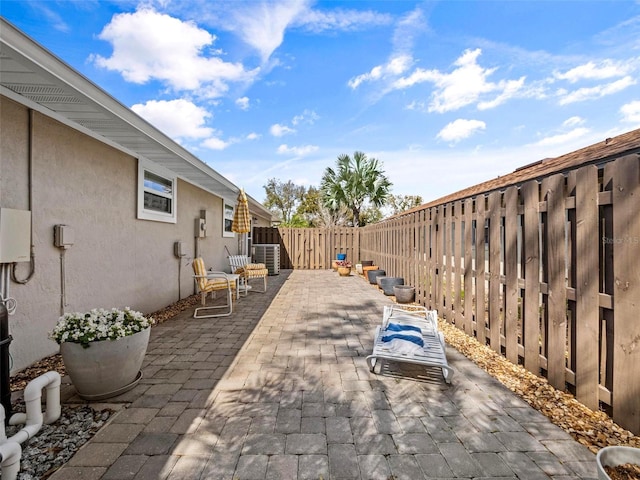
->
50, 269, 597, 479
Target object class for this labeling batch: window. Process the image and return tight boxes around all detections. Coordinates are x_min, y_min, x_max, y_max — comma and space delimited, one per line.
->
138, 160, 177, 223
223, 199, 234, 237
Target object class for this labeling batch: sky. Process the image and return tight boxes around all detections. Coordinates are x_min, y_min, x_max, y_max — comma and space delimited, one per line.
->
2, 0, 640, 206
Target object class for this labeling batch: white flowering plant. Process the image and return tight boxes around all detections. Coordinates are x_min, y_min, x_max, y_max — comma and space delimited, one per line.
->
50, 307, 154, 349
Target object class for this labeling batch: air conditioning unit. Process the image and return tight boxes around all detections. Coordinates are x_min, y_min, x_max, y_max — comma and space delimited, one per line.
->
253, 244, 280, 275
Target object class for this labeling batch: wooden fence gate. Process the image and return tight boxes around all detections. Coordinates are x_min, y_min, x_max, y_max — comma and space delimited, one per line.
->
253, 227, 360, 269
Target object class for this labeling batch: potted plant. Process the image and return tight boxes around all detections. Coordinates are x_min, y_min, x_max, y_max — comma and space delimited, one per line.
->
336, 260, 352, 276
50, 307, 154, 400
596, 446, 640, 480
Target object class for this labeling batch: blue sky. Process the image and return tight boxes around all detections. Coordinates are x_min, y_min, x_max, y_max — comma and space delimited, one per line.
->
3, 1, 640, 205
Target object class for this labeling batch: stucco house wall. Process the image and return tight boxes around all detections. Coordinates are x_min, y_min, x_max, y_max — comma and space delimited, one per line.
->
1, 96, 268, 372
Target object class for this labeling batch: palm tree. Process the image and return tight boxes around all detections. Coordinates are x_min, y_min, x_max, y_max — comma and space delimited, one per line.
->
320, 151, 392, 227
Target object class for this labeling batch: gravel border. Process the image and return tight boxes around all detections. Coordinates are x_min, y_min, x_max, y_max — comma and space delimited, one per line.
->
4, 402, 112, 480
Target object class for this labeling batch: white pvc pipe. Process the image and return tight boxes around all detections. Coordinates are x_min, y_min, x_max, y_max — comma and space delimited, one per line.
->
0, 404, 6, 442
0, 440, 22, 480
5, 371, 61, 444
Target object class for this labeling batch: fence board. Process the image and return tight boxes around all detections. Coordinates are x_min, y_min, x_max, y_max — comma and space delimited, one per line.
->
488, 191, 502, 352
463, 198, 474, 335
504, 186, 519, 363
443, 203, 452, 321
522, 181, 541, 375
611, 154, 640, 434
574, 165, 600, 410
436, 206, 445, 313
453, 200, 463, 328
543, 173, 568, 390
475, 196, 487, 344
427, 207, 439, 310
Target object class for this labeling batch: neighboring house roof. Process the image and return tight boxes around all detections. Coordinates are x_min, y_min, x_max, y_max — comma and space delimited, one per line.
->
0, 17, 271, 219
396, 127, 640, 217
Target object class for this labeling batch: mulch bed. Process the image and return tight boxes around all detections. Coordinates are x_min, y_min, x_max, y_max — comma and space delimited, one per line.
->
10, 291, 640, 457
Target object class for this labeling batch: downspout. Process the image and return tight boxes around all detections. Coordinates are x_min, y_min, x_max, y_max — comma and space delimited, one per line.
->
11, 108, 35, 285
0, 295, 12, 421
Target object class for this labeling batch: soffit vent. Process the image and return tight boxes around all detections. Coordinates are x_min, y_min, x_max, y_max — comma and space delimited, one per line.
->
3, 83, 81, 103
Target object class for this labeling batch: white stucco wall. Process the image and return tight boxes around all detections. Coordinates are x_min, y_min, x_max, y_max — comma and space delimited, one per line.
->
1, 96, 263, 372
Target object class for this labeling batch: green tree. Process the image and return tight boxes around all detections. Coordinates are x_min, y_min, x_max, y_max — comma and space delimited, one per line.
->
262, 178, 305, 225
320, 151, 392, 227
359, 204, 384, 225
296, 186, 322, 226
388, 194, 424, 215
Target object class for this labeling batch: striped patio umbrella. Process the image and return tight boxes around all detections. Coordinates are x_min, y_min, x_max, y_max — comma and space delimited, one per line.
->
232, 188, 251, 234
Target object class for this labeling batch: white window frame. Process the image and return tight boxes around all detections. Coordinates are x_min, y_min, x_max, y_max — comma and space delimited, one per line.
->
222, 198, 235, 237
137, 159, 177, 223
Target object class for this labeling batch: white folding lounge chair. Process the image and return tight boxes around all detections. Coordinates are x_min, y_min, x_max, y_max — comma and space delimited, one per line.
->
366, 305, 454, 384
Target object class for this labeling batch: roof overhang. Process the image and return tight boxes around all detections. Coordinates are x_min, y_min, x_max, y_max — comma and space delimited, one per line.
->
0, 17, 271, 218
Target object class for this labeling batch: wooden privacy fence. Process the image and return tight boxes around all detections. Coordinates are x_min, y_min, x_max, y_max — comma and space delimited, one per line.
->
254, 227, 359, 269
252, 154, 640, 434
361, 154, 640, 435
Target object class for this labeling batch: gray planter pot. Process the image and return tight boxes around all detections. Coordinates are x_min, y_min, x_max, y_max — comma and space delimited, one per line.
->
376, 275, 387, 287
596, 446, 640, 480
367, 269, 385, 284
380, 277, 404, 296
394, 285, 415, 303
60, 328, 150, 400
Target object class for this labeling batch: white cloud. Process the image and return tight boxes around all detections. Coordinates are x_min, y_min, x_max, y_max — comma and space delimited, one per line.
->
93, 8, 255, 97
225, 1, 307, 63
563, 116, 585, 127
436, 119, 486, 143
530, 127, 590, 147
236, 97, 250, 110
348, 54, 413, 89
292, 109, 319, 125
277, 144, 319, 156
246, 132, 261, 140
131, 99, 213, 139
477, 77, 526, 110
192, 2, 391, 65
393, 49, 525, 113
348, 8, 423, 91
202, 137, 231, 150
296, 6, 392, 33
392, 8, 427, 54
554, 59, 636, 83
33, 2, 69, 32
270, 124, 296, 137
620, 100, 640, 123
558, 76, 636, 105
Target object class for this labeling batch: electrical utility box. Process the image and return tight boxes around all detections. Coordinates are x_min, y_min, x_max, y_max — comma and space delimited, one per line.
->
0, 208, 31, 263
